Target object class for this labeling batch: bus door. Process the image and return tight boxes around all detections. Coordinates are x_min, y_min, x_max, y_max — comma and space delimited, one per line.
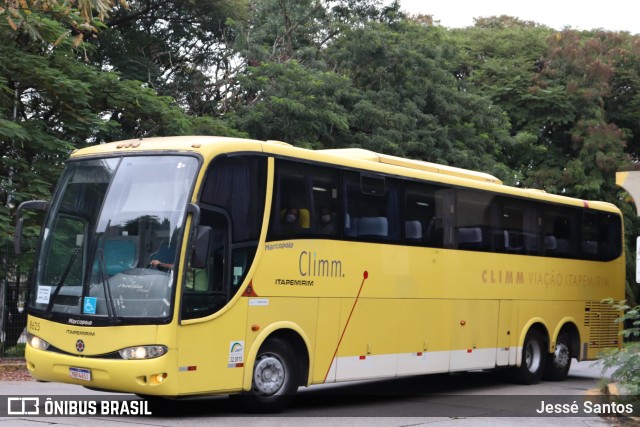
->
176, 208, 249, 394
175, 155, 266, 394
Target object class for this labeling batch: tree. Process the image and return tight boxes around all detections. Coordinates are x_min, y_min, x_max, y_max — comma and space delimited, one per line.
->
233, 60, 353, 148
326, 16, 515, 179
233, 0, 385, 66
453, 22, 640, 200
526, 30, 633, 199
0, 0, 116, 42
450, 18, 554, 185
91, 0, 249, 116
232, 2, 516, 181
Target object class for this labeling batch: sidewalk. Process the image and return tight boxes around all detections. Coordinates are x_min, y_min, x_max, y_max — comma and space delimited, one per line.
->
0, 358, 31, 381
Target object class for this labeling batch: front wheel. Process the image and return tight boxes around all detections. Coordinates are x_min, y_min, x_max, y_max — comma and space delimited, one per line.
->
233, 338, 299, 413
513, 329, 546, 385
543, 331, 572, 381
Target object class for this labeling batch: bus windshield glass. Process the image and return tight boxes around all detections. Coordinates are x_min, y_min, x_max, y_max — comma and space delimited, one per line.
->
29, 155, 199, 323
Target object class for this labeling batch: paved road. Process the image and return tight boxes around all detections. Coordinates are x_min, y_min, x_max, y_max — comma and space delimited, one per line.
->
0, 360, 629, 426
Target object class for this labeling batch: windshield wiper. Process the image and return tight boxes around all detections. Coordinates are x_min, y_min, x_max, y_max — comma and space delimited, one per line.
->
97, 247, 120, 322
46, 247, 81, 314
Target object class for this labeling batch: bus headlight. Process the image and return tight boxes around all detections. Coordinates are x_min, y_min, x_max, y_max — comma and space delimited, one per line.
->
27, 333, 50, 351
118, 345, 168, 360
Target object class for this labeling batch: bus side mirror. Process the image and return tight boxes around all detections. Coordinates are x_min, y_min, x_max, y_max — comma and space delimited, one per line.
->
14, 200, 49, 255
191, 225, 212, 269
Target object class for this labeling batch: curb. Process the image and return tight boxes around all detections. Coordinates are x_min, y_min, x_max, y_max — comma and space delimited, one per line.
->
0, 360, 27, 372
602, 382, 640, 425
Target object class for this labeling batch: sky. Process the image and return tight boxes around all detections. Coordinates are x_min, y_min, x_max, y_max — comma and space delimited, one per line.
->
396, 0, 639, 34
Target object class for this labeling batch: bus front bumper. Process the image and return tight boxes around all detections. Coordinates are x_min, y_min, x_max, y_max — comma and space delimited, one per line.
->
25, 345, 179, 396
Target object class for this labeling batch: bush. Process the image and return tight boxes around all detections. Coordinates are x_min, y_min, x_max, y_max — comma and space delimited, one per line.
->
2, 343, 26, 358
599, 299, 640, 394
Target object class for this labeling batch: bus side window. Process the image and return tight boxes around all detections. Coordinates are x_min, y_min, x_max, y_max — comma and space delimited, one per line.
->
312, 170, 339, 238
269, 161, 311, 239
597, 212, 622, 261
343, 172, 400, 242
581, 212, 600, 258
494, 197, 540, 255
542, 208, 578, 258
403, 181, 447, 248
580, 211, 622, 261
455, 190, 493, 251
268, 160, 339, 240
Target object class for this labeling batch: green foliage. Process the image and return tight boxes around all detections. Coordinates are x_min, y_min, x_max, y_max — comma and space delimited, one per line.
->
91, 0, 249, 116
1, 343, 26, 358
0, 0, 114, 43
330, 17, 516, 180
599, 299, 640, 394
520, 30, 635, 201
233, 60, 353, 148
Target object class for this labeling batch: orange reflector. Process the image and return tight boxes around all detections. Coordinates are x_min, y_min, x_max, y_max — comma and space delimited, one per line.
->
151, 373, 168, 384
251, 324, 260, 331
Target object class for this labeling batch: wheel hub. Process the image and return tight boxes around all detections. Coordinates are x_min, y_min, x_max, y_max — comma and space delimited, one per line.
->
525, 341, 541, 372
554, 342, 570, 369
253, 354, 285, 396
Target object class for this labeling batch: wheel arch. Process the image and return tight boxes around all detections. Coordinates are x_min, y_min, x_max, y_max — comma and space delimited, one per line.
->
243, 321, 311, 391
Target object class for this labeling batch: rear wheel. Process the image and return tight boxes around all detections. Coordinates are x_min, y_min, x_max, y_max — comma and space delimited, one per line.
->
543, 331, 572, 381
514, 329, 546, 385
233, 338, 299, 413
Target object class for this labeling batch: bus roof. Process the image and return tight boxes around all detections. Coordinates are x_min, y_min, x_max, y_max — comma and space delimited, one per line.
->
72, 138, 499, 184
319, 148, 502, 185
70, 136, 619, 213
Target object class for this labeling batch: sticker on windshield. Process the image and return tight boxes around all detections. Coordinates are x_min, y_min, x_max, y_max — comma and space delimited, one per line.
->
83, 297, 97, 315
36, 286, 52, 304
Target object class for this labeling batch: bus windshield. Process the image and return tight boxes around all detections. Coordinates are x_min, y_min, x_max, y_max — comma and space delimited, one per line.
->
29, 155, 199, 323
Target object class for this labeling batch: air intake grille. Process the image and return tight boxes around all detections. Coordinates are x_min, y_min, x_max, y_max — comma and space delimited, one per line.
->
584, 302, 621, 349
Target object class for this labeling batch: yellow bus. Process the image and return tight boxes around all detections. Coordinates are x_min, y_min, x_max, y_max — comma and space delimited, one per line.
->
15, 136, 624, 412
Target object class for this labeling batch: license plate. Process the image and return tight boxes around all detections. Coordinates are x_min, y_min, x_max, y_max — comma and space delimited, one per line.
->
69, 367, 91, 381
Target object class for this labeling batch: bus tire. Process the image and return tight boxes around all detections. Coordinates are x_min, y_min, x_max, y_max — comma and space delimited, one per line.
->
543, 331, 572, 381
234, 338, 299, 413
514, 329, 545, 385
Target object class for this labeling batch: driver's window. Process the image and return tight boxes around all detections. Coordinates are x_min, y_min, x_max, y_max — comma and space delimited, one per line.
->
182, 155, 266, 320
182, 210, 228, 320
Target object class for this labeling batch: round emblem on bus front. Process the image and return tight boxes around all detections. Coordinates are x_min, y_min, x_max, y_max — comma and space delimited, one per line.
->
76, 339, 85, 353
